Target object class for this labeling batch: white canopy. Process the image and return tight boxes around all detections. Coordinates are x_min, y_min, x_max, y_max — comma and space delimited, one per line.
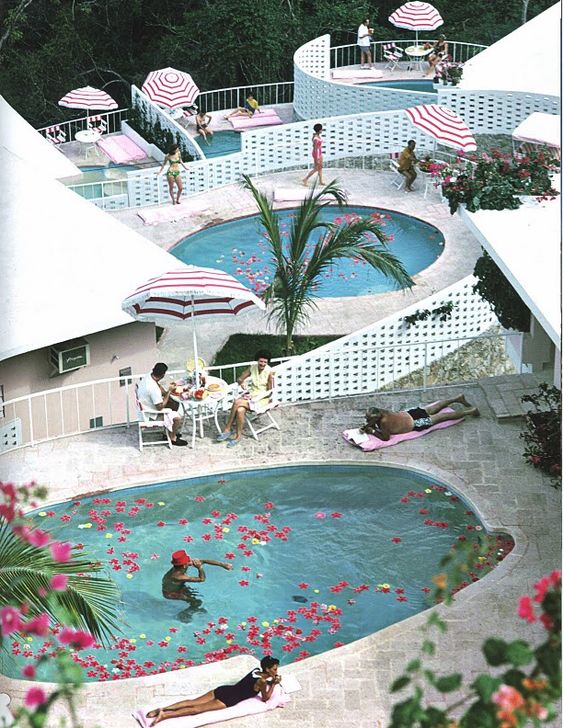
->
0, 94, 80, 179
458, 4, 560, 97
0, 146, 184, 363
512, 112, 561, 148
461, 189, 561, 348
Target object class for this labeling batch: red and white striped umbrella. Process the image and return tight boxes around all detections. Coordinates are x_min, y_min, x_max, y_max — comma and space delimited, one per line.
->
389, 1, 443, 46
142, 67, 199, 110
405, 104, 477, 151
58, 86, 118, 113
122, 266, 265, 378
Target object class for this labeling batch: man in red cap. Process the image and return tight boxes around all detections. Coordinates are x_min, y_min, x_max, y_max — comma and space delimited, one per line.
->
162, 550, 233, 606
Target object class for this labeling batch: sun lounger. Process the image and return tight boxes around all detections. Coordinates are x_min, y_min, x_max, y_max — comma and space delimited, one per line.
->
228, 110, 283, 131
132, 684, 292, 728
97, 134, 146, 164
342, 407, 463, 451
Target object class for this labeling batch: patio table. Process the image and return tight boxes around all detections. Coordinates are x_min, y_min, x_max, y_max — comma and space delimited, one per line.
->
405, 45, 431, 72
172, 375, 229, 448
75, 129, 102, 158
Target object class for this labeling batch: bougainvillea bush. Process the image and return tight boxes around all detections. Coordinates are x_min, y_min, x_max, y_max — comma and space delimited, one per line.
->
520, 383, 562, 487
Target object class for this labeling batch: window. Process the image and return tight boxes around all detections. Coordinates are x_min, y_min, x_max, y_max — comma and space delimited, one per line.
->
89, 416, 103, 429
119, 367, 133, 387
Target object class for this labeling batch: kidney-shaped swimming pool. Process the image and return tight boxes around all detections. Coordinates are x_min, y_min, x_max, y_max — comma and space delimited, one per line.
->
171, 207, 445, 297
3, 465, 513, 682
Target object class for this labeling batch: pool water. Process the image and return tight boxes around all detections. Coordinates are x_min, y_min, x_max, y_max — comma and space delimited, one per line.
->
3, 465, 513, 682
171, 206, 445, 297
366, 79, 437, 94
198, 131, 242, 158
65, 164, 140, 200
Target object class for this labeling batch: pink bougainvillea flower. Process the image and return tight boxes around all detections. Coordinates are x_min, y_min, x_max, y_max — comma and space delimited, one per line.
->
58, 628, 96, 650
396, 596, 408, 602
400, 497, 410, 503
395, 587, 405, 594
419, 508, 429, 515
183, 536, 194, 543
391, 537, 402, 544
517, 595, 536, 623
50, 541, 72, 563
25, 686, 47, 708
50, 574, 69, 591
156, 521, 166, 528
330, 512, 342, 518
239, 580, 249, 587
264, 502, 274, 510
298, 582, 309, 590
178, 519, 189, 526
0, 606, 23, 636
314, 512, 326, 519
22, 664, 36, 678
195, 496, 205, 502
27, 527, 51, 548
421, 587, 431, 593
22, 613, 50, 637
492, 684, 525, 714
224, 552, 235, 560
37, 587, 48, 598
150, 553, 160, 560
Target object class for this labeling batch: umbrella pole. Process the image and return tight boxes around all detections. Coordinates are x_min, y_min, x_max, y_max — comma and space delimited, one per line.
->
191, 295, 200, 385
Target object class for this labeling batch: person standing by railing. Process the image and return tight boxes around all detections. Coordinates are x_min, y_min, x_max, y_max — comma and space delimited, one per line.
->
357, 17, 374, 68
302, 123, 325, 187
157, 144, 188, 205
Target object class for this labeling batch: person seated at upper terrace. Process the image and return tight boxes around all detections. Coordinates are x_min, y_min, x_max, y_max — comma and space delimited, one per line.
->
137, 362, 187, 447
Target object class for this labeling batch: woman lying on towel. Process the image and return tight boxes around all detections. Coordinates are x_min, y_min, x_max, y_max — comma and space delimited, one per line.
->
146, 656, 281, 726
361, 394, 479, 440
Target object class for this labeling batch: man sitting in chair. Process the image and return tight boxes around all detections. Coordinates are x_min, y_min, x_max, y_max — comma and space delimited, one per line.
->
138, 362, 187, 446
216, 350, 274, 448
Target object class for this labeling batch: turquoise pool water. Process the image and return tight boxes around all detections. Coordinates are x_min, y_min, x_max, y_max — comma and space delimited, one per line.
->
198, 131, 242, 158
171, 206, 444, 297
65, 164, 140, 200
366, 79, 437, 94
3, 465, 513, 682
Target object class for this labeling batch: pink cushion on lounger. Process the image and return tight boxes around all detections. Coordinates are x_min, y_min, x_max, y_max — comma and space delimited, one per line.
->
229, 112, 283, 130
342, 407, 463, 451
97, 134, 146, 163
132, 684, 291, 728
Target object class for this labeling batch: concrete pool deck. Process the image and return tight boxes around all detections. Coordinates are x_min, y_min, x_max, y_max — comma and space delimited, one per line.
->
110, 168, 481, 367
1, 375, 560, 727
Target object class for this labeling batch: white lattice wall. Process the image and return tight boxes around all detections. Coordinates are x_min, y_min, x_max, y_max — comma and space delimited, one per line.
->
294, 36, 435, 121
438, 88, 561, 134
274, 275, 498, 402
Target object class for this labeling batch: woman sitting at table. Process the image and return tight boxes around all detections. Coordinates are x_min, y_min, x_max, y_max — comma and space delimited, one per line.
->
216, 350, 274, 448
425, 35, 448, 75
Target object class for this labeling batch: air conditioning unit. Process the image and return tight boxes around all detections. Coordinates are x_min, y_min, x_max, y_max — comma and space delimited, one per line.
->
49, 338, 90, 375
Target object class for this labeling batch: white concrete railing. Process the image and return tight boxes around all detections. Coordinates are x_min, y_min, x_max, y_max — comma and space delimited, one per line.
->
37, 108, 129, 146
0, 275, 521, 455
197, 82, 294, 114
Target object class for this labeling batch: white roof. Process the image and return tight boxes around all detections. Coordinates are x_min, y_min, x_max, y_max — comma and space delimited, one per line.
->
0, 94, 80, 179
512, 112, 561, 148
0, 146, 184, 363
460, 192, 561, 347
458, 4, 561, 97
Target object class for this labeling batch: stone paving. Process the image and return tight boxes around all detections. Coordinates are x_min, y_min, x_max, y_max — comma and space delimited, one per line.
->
1, 375, 560, 728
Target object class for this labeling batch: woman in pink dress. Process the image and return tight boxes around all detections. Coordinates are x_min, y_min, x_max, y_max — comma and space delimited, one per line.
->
302, 123, 325, 186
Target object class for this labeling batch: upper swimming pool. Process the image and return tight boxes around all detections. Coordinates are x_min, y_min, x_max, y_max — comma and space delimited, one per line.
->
198, 131, 242, 158
366, 79, 437, 93
171, 207, 445, 297
3, 464, 513, 682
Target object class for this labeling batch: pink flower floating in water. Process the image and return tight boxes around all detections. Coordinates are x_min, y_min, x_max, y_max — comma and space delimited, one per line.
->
314, 512, 326, 519
298, 582, 309, 590
195, 496, 205, 502
58, 628, 95, 650
391, 537, 402, 544
330, 512, 342, 519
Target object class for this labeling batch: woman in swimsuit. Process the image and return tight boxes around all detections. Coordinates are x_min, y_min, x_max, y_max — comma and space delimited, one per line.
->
426, 35, 448, 75
302, 123, 325, 187
157, 144, 188, 205
146, 656, 281, 726
195, 111, 213, 143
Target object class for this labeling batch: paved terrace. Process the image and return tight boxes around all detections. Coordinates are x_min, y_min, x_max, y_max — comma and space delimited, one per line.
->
111, 168, 480, 367
1, 374, 560, 728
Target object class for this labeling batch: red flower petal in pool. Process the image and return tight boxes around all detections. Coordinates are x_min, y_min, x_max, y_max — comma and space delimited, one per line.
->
400, 497, 410, 503
211, 510, 220, 517
158, 641, 168, 648
419, 508, 429, 515
421, 587, 431, 593
395, 587, 405, 594
202, 534, 212, 541
156, 521, 166, 528
195, 496, 205, 502
331, 512, 342, 518
241, 566, 251, 572
239, 580, 249, 587
465, 510, 474, 516
298, 582, 309, 590
178, 519, 189, 526
60, 514, 71, 522
202, 518, 212, 525
423, 519, 434, 526
396, 596, 408, 602
224, 553, 235, 559
391, 537, 402, 544
353, 584, 369, 593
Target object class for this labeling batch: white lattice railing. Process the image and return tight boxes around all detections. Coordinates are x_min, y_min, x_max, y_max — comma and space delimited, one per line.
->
0, 275, 523, 455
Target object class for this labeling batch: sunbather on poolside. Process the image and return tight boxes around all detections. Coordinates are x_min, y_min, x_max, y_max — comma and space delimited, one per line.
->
361, 394, 479, 441
225, 93, 261, 118
146, 656, 281, 726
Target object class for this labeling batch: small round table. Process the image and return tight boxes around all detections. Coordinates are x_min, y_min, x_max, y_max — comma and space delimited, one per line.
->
172, 375, 229, 448
75, 129, 102, 158
405, 45, 431, 72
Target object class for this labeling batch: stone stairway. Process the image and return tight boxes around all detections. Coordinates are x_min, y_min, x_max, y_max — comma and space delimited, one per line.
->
479, 371, 555, 420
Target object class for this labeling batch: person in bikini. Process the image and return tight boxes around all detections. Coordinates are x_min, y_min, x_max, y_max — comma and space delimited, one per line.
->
426, 34, 448, 76
157, 143, 188, 204
146, 655, 281, 726
302, 123, 325, 186
361, 394, 479, 440
195, 110, 213, 142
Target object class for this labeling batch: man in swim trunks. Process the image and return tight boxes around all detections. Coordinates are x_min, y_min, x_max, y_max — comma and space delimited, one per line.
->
162, 549, 233, 602
146, 656, 281, 725
361, 394, 479, 440
225, 93, 261, 118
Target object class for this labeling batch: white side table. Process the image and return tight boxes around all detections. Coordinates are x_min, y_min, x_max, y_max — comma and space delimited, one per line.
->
75, 129, 102, 159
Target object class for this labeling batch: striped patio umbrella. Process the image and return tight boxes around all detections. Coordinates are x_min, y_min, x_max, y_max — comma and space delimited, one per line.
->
122, 266, 265, 380
142, 67, 200, 110
405, 104, 477, 151
388, 1, 443, 47
58, 86, 118, 115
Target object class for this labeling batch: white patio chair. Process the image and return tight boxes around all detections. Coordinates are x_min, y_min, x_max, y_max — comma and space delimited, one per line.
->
383, 43, 403, 71
246, 393, 281, 440
134, 383, 173, 451
46, 126, 66, 145
389, 153, 406, 190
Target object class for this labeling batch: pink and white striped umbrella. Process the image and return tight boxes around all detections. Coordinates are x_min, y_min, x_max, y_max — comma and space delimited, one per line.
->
142, 67, 200, 110
389, 1, 443, 46
58, 86, 118, 112
122, 266, 265, 377
405, 104, 477, 151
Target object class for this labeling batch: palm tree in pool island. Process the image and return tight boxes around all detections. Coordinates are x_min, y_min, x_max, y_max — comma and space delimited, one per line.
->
242, 175, 413, 352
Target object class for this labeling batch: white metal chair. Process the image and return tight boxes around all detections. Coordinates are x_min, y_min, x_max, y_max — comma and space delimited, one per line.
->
389, 153, 406, 190
134, 384, 173, 451
383, 43, 403, 71
88, 116, 108, 134
246, 394, 280, 440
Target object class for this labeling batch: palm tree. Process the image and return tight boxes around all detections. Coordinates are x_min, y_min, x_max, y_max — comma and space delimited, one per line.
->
0, 519, 121, 644
242, 175, 413, 352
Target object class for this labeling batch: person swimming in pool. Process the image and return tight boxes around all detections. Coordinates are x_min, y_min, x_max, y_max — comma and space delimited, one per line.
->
146, 655, 281, 725
360, 394, 479, 440
157, 144, 188, 205
162, 549, 233, 604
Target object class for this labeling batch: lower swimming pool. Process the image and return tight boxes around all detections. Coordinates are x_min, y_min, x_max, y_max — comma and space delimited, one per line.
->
171, 206, 445, 297
3, 465, 513, 682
